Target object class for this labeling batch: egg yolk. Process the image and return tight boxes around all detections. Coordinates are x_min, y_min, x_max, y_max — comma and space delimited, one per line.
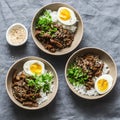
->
97, 79, 108, 92
30, 63, 42, 75
59, 9, 71, 21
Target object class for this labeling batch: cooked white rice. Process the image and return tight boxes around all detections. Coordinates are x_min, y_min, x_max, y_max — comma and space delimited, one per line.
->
73, 62, 110, 96
37, 84, 54, 104
47, 10, 77, 33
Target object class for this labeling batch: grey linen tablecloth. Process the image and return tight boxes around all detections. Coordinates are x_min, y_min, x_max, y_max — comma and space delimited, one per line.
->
0, 0, 120, 120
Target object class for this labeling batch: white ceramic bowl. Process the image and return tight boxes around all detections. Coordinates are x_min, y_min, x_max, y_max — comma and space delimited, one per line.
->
6, 56, 59, 110
65, 47, 117, 100
31, 3, 83, 55
6, 23, 28, 46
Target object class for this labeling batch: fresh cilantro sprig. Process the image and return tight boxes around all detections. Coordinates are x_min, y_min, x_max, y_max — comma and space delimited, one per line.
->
27, 72, 53, 93
36, 10, 57, 35
67, 65, 88, 86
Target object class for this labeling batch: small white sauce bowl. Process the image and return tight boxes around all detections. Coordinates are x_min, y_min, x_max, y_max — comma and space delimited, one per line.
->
6, 23, 28, 46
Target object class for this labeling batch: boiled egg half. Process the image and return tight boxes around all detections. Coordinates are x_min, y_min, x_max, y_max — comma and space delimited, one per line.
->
57, 7, 77, 25
23, 60, 45, 76
95, 74, 113, 94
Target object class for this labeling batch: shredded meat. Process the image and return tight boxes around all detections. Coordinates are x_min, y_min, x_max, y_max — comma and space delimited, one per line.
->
76, 54, 104, 90
12, 71, 41, 107
35, 23, 76, 52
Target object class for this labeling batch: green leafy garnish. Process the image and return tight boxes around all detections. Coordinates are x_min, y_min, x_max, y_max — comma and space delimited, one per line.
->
27, 72, 53, 93
67, 65, 88, 86
36, 10, 57, 35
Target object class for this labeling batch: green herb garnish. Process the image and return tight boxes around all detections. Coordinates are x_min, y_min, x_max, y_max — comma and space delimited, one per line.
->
27, 72, 53, 93
67, 65, 88, 86
36, 10, 57, 35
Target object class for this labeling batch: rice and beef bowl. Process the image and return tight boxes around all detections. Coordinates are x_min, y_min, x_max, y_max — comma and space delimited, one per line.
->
6, 57, 58, 109
34, 6, 78, 53
65, 48, 117, 99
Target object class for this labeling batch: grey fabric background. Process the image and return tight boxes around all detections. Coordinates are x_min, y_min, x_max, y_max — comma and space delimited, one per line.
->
0, 0, 120, 120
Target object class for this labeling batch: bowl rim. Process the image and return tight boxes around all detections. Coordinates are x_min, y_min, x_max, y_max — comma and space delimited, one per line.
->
65, 47, 117, 100
6, 23, 28, 46
31, 2, 84, 55
5, 56, 59, 110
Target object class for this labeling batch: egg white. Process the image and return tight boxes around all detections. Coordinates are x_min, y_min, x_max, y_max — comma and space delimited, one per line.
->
57, 7, 77, 25
23, 60, 45, 76
95, 74, 113, 94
